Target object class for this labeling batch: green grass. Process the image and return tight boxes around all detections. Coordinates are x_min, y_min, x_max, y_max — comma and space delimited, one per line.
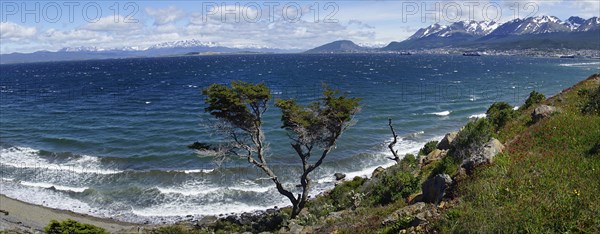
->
437, 74, 600, 233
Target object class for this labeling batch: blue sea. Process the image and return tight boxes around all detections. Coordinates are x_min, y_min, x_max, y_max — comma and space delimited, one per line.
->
0, 54, 598, 223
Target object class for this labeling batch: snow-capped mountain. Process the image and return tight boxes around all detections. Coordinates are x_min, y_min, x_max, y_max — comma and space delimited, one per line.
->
488, 16, 570, 36
564, 16, 586, 30
410, 16, 599, 40
408, 21, 499, 40
148, 39, 220, 50
58, 46, 106, 52
577, 17, 600, 32
384, 15, 599, 51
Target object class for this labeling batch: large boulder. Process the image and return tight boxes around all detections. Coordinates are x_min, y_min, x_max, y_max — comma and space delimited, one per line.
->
334, 173, 346, 181
372, 166, 385, 178
421, 174, 452, 204
422, 149, 447, 165
531, 105, 557, 123
437, 132, 458, 150
461, 138, 504, 174
382, 202, 426, 225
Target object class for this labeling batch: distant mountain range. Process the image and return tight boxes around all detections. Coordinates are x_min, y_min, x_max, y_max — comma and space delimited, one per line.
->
0, 39, 300, 64
2, 15, 599, 63
307, 15, 600, 53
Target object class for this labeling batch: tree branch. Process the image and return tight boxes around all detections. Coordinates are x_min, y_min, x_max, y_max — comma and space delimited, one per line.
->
388, 118, 400, 162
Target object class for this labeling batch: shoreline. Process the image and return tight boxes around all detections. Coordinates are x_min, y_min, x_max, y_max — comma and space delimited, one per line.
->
0, 195, 143, 233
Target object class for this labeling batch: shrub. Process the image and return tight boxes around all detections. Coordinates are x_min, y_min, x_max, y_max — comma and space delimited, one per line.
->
419, 141, 439, 156
369, 169, 419, 205
522, 91, 545, 110
45, 219, 108, 234
328, 176, 367, 210
581, 85, 600, 115
486, 102, 516, 131
430, 155, 461, 177
399, 153, 418, 171
451, 118, 493, 160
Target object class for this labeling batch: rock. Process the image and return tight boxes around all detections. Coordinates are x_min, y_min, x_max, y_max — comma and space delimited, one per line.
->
382, 202, 426, 225
461, 138, 504, 174
288, 222, 303, 234
531, 105, 557, 123
196, 215, 217, 226
423, 149, 447, 165
334, 173, 346, 181
372, 166, 385, 178
421, 174, 452, 204
437, 132, 458, 150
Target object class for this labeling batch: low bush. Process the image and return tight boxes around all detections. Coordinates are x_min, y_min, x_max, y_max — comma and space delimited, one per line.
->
451, 118, 493, 160
45, 219, 107, 234
522, 90, 545, 110
328, 176, 367, 210
369, 169, 419, 205
486, 102, 516, 132
418, 141, 439, 156
581, 85, 600, 115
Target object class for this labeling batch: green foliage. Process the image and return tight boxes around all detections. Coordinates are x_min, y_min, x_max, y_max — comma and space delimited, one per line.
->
430, 155, 461, 178
381, 215, 414, 234
418, 141, 439, 156
145, 225, 206, 234
45, 219, 107, 234
452, 118, 493, 160
581, 85, 600, 115
202, 81, 271, 131
437, 77, 600, 233
522, 90, 546, 110
486, 102, 516, 132
399, 154, 418, 171
275, 85, 361, 145
328, 176, 367, 210
369, 169, 419, 205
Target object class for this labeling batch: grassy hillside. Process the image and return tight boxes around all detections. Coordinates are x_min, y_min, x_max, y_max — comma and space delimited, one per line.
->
143, 74, 600, 234
438, 74, 600, 232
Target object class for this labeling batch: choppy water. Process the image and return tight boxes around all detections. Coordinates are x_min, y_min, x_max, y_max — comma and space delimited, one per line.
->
0, 54, 598, 223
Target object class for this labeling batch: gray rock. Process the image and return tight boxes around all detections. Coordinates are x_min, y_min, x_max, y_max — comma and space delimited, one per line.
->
461, 138, 504, 174
437, 132, 458, 150
334, 172, 346, 181
421, 174, 452, 204
372, 166, 385, 178
382, 202, 426, 225
422, 149, 447, 165
531, 105, 557, 123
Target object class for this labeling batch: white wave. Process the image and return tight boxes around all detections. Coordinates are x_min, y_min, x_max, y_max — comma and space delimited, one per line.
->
317, 134, 445, 184
20, 181, 89, 193
0, 181, 94, 216
156, 186, 220, 196
558, 62, 600, 67
0, 146, 122, 175
227, 186, 271, 193
132, 201, 277, 217
469, 113, 487, 119
429, 111, 451, 116
172, 169, 214, 174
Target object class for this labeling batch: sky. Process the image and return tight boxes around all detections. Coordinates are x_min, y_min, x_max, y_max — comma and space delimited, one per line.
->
1, 0, 599, 54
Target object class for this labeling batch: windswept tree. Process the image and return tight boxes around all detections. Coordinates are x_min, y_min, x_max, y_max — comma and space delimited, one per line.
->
200, 81, 360, 218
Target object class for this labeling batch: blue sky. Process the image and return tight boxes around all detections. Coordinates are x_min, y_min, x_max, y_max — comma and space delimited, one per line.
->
1, 1, 599, 53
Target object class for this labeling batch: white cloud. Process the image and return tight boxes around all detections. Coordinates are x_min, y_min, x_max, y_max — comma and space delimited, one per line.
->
146, 6, 186, 25
81, 15, 144, 32
0, 22, 37, 41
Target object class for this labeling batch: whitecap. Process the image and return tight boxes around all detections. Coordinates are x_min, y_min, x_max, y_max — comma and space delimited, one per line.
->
0, 146, 122, 175
469, 113, 487, 119
429, 111, 451, 116
19, 181, 89, 193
